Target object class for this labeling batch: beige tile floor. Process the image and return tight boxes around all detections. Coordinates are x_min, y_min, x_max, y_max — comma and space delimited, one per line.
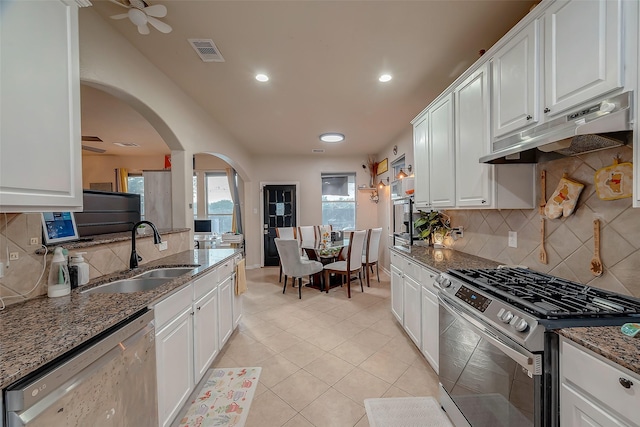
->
209, 266, 440, 427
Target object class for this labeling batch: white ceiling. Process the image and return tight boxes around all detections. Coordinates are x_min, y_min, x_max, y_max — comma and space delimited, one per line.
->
82, 0, 535, 157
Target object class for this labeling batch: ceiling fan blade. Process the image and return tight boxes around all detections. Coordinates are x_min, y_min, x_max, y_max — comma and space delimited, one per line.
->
144, 4, 167, 18
137, 23, 151, 35
107, 0, 131, 9
110, 13, 129, 20
147, 16, 172, 33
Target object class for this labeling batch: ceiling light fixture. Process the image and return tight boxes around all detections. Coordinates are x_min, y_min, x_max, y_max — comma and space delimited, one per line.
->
255, 74, 269, 82
319, 133, 345, 143
379, 74, 392, 83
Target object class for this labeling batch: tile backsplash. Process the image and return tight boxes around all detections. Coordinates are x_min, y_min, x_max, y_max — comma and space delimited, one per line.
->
446, 146, 640, 298
0, 213, 191, 307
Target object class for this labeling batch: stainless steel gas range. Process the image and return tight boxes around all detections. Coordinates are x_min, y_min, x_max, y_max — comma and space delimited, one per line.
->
436, 267, 640, 427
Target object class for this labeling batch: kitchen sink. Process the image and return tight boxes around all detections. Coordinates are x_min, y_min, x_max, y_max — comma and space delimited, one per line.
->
82, 277, 173, 294
133, 267, 196, 279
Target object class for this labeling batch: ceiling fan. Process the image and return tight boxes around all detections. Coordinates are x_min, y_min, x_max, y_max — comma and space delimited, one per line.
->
108, 0, 172, 35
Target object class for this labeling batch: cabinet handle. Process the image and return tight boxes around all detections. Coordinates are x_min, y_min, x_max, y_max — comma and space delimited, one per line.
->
544, 107, 550, 113
619, 377, 634, 389
190, 312, 195, 316
481, 200, 486, 204
197, 306, 201, 311
526, 115, 532, 120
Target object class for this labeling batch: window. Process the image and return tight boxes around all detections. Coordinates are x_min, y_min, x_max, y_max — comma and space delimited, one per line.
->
127, 174, 144, 218
391, 155, 406, 180
206, 172, 233, 234
321, 173, 356, 231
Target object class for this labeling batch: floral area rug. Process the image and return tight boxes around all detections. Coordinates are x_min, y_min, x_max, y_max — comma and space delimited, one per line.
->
178, 367, 261, 427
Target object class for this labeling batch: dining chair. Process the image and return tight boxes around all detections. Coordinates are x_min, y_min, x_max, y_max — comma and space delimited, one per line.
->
322, 229, 367, 298
362, 227, 382, 287
274, 238, 323, 299
317, 224, 332, 245
297, 226, 317, 245
276, 227, 297, 284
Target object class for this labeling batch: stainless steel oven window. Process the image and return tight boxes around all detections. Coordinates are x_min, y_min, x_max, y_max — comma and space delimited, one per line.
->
439, 296, 542, 427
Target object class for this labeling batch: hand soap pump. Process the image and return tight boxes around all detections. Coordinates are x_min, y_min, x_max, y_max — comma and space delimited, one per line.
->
47, 247, 70, 297
69, 252, 89, 286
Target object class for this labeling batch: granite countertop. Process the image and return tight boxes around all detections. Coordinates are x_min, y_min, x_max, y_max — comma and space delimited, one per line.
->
557, 327, 640, 376
0, 248, 240, 390
36, 228, 190, 253
390, 244, 501, 272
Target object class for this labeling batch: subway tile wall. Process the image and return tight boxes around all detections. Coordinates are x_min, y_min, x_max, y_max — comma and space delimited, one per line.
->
0, 213, 191, 307
445, 146, 640, 298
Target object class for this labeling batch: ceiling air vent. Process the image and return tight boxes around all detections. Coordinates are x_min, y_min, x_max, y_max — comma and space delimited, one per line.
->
82, 145, 106, 153
82, 136, 103, 142
312, 149, 325, 153
188, 39, 225, 62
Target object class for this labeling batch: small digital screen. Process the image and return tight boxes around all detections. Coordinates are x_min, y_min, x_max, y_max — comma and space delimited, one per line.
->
41, 212, 79, 244
194, 219, 212, 233
455, 285, 492, 312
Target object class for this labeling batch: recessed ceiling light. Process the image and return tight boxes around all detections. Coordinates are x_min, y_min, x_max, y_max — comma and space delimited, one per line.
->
255, 73, 269, 82
379, 74, 392, 82
319, 133, 345, 143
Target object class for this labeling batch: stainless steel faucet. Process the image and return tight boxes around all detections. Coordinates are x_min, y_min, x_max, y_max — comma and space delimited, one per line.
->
130, 221, 162, 269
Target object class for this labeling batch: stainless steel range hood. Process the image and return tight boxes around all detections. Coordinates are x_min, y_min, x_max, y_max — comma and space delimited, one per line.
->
480, 92, 633, 164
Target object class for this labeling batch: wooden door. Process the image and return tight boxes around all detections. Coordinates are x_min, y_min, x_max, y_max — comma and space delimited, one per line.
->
263, 185, 297, 266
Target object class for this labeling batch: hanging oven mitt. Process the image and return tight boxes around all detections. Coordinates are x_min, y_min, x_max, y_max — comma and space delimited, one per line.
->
544, 175, 584, 219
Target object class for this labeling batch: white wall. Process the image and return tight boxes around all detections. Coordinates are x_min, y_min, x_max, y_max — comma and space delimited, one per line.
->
82, 154, 167, 188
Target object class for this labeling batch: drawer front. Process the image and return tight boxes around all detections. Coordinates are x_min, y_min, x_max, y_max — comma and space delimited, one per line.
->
193, 268, 218, 300
403, 258, 421, 282
561, 339, 640, 424
154, 284, 193, 328
390, 251, 406, 270
217, 258, 234, 282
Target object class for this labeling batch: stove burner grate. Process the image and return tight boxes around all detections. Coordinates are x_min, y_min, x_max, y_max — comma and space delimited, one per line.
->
448, 267, 640, 319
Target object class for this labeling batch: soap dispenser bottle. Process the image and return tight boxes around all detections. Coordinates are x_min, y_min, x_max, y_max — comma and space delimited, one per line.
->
47, 247, 70, 297
69, 252, 89, 286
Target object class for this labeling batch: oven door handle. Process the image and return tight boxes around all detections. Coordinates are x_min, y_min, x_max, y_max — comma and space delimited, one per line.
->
439, 294, 542, 375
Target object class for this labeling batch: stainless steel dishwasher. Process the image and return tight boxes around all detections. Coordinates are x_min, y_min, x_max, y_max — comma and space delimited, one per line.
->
4, 310, 157, 427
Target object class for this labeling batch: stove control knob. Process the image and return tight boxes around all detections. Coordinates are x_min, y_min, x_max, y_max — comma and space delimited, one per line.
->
514, 318, 529, 332
441, 278, 452, 288
497, 308, 505, 319
501, 311, 514, 323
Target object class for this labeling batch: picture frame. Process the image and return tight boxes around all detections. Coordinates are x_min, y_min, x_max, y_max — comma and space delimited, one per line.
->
377, 158, 388, 175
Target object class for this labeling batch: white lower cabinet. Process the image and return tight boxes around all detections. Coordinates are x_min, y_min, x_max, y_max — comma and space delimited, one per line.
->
218, 275, 234, 349
421, 269, 439, 374
403, 274, 422, 347
193, 287, 219, 382
156, 305, 194, 427
154, 256, 243, 427
391, 264, 404, 324
560, 337, 640, 427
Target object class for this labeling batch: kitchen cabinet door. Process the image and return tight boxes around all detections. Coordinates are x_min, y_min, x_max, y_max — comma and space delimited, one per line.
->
403, 274, 422, 348
193, 287, 219, 384
421, 270, 439, 374
218, 275, 234, 348
428, 94, 455, 208
455, 65, 492, 207
561, 384, 628, 427
390, 265, 403, 324
0, 0, 83, 212
412, 114, 430, 208
491, 19, 540, 139
156, 308, 194, 427
543, 0, 623, 117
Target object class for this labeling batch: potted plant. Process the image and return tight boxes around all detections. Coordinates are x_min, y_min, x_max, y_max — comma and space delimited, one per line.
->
414, 210, 451, 247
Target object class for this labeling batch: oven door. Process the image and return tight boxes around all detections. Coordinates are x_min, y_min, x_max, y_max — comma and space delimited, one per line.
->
438, 294, 542, 427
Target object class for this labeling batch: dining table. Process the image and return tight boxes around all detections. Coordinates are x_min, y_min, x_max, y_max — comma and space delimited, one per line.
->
299, 238, 350, 291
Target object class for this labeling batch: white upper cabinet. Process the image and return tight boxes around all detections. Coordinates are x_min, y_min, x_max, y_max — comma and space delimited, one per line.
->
455, 65, 492, 207
0, 0, 83, 212
491, 20, 540, 139
412, 115, 430, 207
543, 0, 623, 117
428, 94, 455, 208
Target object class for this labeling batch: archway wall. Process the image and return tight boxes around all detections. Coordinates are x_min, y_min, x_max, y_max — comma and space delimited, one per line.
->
78, 8, 254, 229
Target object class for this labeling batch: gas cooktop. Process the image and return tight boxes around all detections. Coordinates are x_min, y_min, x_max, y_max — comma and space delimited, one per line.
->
447, 267, 640, 320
